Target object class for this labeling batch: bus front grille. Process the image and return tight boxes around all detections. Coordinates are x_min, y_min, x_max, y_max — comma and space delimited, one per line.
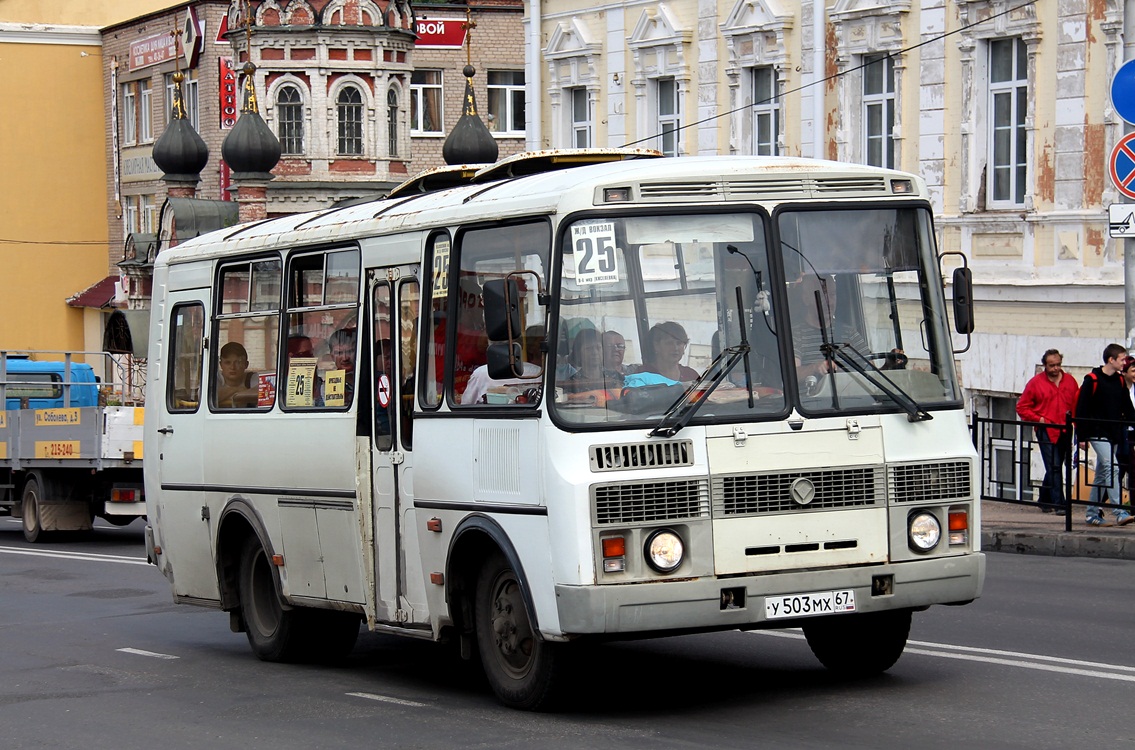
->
590, 440, 693, 472
593, 479, 710, 524
888, 460, 972, 503
712, 466, 884, 516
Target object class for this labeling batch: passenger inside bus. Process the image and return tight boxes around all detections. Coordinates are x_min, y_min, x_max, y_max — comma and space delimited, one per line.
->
602, 330, 629, 378
216, 341, 258, 408
461, 325, 544, 404
326, 327, 357, 406
639, 321, 699, 382
565, 328, 624, 393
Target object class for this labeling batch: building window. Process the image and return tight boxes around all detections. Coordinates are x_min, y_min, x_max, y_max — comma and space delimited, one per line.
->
487, 70, 525, 135
751, 67, 779, 156
165, 72, 199, 131
657, 77, 681, 157
863, 54, 895, 168
988, 37, 1028, 207
277, 85, 304, 155
387, 88, 399, 157
570, 87, 591, 148
124, 195, 156, 234
139, 81, 153, 142
410, 70, 442, 134
337, 86, 364, 156
122, 84, 137, 145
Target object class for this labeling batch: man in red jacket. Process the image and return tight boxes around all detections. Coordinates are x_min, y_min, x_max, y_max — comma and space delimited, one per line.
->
1016, 348, 1079, 514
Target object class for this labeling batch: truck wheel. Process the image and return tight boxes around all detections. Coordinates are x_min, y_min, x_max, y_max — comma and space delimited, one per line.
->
802, 608, 912, 677
238, 536, 305, 662
22, 476, 46, 543
474, 553, 563, 710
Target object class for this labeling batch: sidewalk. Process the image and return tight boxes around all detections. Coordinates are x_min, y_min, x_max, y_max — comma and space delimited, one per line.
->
981, 500, 1135, 560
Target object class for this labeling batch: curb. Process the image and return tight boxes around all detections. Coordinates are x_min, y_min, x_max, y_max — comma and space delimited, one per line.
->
982, 530, 1135, 561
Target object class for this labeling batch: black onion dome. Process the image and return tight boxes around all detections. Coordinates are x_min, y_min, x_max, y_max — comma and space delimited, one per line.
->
442, 66, 498, 166
221, 62, 281, 179
153, 118, 209, 182
153, 73, 209, 182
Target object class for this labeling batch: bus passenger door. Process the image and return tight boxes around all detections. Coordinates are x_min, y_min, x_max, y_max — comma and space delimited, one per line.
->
150, 291, 217, 600
369, 269, 424, 625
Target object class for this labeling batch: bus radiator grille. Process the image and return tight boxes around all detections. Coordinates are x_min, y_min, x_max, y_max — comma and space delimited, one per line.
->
712, 466, 884, 516
589, 440, 694, 472
887, 460, 972, 503
593, 479, 710, 524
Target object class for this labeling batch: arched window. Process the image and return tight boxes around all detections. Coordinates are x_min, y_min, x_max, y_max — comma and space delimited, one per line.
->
387, 88, 399, 157
276, 85, 304, 155
337, 86, 363, 156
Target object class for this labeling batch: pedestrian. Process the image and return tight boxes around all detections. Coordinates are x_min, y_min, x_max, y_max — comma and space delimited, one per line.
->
1120, 356, 1135, 493
1074, 343, 1135, 526
1016, 348, 1078, 514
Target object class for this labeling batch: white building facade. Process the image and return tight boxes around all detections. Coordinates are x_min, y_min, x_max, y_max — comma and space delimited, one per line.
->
526, 0, 1134, 415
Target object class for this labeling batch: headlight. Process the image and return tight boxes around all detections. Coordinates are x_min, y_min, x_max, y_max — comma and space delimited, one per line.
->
908, 511, 942, 552
644, 529, 684, 573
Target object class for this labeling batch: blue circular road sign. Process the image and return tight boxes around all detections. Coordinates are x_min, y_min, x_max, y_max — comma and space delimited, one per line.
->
1112, 59, 1135, 125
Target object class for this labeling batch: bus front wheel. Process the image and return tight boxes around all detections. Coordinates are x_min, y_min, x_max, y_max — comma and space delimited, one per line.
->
474, 553, 562, 710
802, 608, 912, 677
238, 536, 305, 662
22, 475, 45, 543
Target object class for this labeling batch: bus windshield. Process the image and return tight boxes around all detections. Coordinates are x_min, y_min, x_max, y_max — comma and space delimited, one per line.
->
550, 206, 960, 429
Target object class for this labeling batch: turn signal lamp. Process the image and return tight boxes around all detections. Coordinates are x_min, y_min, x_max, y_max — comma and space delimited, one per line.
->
948, 508, 969, 546
602, 536, 626, 573
603, 187, 632, 203
890, 178, 914, 194
110, 488, 138, 502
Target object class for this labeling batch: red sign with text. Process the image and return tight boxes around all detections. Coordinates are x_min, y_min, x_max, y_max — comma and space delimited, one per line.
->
415, 18, 467, 48
219, 56, 238, 130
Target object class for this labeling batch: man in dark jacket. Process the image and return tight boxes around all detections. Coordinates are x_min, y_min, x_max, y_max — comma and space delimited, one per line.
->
1075, 343, 1135, 526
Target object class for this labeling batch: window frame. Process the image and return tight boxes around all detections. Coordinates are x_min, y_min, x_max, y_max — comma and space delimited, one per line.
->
165, 71, 199, 131
656, 77, 681, 157
487, 70, 525, 136
570, 87, 592, 148
862, 53, 895, 169
987, 37, 1029, 208
165, 302, 205, 414
276, 84, 305, 156
751, 66, 780, 156
211, 256, 283, 412
410, 70, 443, 135
336, 85, 365, 156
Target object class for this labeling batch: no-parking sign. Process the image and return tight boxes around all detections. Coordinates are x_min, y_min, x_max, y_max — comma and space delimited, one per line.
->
1109, 132, 1135, 200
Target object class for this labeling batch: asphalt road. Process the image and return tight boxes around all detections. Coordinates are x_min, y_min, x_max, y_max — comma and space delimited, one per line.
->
1, 517, 1132, 750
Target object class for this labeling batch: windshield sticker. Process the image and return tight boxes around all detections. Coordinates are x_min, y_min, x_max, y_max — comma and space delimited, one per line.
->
431, 238, 451, 299
571, 221, 620, 285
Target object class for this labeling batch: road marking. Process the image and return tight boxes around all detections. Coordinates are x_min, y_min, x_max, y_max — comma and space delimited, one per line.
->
752, 630, 1135, 683
0, 545, 148, 566
346, 692, 428, 708
118, 647, 179, 660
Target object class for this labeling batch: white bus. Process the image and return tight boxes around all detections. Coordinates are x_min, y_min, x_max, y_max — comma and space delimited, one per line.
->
144, 151, 984, 709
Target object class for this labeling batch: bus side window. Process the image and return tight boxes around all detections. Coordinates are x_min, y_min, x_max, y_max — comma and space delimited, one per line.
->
167, 303, 204, 412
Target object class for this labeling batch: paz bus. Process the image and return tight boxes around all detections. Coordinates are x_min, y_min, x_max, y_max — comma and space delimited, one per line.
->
143, 150, 984, 709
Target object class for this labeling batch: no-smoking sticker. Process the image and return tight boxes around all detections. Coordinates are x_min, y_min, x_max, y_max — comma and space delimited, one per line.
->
377, 374, 391, 408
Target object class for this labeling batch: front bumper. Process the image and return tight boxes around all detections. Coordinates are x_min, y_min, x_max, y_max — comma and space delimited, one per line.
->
554, 552, 984, 635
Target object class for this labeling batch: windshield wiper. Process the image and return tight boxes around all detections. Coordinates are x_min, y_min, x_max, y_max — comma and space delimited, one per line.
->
649, 343, 751, 438
819, 342, 932, 422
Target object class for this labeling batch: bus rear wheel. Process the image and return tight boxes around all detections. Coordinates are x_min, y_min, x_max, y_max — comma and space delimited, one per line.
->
22, 475, 46, 543
802, 608, 912, 677
474, 553, 563, 710
238, 536, 305, 662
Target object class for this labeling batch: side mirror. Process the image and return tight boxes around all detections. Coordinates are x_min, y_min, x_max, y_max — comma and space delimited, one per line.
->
952, 266, 975, 335
483, 278, 521, 342
487, 341, 523, 380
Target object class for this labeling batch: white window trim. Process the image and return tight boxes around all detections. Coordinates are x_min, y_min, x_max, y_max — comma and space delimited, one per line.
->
487, 70, 525, 138
333, 82, 367, 157
750, 66, 780, 156
986, 38, 1028, 209
266, 76, 311, 157
628, 5, 692, 156
544, 17, 602, 148
956, 1, 1039, 214
139, 81, 153, 143
861, 53, 895, 169
719, 0, 790, 156
122, 84, 137, 146
410, 69, 444, 136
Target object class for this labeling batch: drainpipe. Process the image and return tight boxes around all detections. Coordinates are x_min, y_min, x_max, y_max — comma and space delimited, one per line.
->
813, 0, 825, 159
530, 0, 542, 150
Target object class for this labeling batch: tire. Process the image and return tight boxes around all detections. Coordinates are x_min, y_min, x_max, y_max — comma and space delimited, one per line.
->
474, 553, 563, 710
802, 608, 912, 677
22, 475, 45, 543
238, 536, 306, 662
